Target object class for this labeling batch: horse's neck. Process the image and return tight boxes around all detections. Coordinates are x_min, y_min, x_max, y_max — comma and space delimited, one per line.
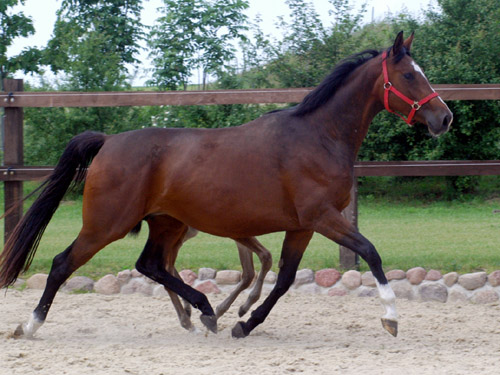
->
314, 62, 383, 157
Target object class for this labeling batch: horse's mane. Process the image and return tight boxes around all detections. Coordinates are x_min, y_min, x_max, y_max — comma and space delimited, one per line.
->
291, 45, 410, 117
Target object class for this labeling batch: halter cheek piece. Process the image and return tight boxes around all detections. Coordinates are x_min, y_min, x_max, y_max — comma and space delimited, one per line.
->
382, 50, 439, 125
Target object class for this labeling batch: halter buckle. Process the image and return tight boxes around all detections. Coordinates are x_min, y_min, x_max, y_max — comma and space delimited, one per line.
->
412, 101, 421, 110
383, 82, 392, 90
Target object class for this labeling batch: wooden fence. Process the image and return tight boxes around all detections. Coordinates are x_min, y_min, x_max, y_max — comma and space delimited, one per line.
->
2, 79, 500, 268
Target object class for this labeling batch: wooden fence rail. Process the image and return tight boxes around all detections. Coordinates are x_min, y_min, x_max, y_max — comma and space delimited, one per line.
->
3, 160, 500, 182
2, 80, 500, 268
1, 84, 500, 108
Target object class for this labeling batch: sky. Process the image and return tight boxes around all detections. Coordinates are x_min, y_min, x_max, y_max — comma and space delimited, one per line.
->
9, 0, 436, 85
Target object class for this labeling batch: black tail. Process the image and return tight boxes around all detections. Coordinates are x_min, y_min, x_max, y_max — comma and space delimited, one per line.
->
0, 131, 106, 288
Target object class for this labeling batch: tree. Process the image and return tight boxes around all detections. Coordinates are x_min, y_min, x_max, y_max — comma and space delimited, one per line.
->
418, 0, 500, 194
0, 0, 42, 89
265, 0, 327, 87
24, 0, 148, 165
45, 0, 144, 90
148, 0, 249, 90
243, 0, 367, 89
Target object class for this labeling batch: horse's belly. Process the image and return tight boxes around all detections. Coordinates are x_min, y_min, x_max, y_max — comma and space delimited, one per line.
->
157, 186, 297, 237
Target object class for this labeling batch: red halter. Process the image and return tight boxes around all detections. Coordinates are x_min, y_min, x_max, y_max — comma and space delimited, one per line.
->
382, 50, 439, 125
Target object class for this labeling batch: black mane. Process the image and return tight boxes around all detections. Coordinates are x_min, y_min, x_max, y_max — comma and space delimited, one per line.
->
291, 45, 410, 117
292, 49, 380, 117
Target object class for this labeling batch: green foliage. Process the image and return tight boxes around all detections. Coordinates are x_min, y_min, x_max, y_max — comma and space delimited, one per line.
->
24, 0, 148, 165
244, 0, 367, 88
45, 0, 144, 90
417, 0, 500, 165
24, 105, 148, 165
148, 0, 249, 90
147, 0, 257, 133
0, 0, 42, 85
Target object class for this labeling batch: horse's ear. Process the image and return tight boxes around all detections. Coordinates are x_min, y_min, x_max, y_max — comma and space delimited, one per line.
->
392, 31, 404, 56
403, 32, 415, 53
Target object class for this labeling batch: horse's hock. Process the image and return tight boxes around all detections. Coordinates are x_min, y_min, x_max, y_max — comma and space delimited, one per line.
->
18, 268, 500, 305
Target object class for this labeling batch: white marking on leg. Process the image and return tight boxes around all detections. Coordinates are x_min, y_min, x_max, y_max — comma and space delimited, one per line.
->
376, 281, 398, 321
22, 312, 44, 338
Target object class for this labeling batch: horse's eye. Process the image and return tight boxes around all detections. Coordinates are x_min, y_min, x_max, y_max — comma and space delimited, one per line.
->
404, 73, 414, 80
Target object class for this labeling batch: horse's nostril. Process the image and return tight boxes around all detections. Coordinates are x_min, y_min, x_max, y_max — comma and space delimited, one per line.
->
443, 115, 451, 128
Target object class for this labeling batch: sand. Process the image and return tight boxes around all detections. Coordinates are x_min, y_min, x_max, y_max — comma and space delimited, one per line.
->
1, 289, 500, 374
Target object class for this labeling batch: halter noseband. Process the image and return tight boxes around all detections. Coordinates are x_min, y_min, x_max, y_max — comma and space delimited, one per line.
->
382, 50, 439, 125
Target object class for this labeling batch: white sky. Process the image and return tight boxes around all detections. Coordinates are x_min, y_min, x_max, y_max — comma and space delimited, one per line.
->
9, 0, 436, 85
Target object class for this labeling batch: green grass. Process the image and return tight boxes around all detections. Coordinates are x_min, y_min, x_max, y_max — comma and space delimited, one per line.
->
358, 199, 500, 273
2, 178, 500, 280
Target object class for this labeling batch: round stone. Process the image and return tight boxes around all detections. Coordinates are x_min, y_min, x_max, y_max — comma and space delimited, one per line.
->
341, 270, 361, 290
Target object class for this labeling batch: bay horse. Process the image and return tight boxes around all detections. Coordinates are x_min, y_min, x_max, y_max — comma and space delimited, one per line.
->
0, 31, 452, 339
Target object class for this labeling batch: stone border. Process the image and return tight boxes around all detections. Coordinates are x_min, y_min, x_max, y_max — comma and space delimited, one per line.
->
17, 267, 500, 304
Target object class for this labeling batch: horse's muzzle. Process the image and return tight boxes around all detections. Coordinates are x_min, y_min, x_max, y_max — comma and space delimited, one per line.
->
425, 107, 453, 136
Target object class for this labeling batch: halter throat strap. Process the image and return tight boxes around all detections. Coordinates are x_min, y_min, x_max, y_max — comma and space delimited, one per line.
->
382, 50, 439, 125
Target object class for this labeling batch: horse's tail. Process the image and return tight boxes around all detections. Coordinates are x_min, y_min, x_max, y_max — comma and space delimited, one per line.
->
0, 131, 106, 288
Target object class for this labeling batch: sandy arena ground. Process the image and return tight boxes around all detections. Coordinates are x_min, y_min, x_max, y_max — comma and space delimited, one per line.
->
1, 289, 500, 374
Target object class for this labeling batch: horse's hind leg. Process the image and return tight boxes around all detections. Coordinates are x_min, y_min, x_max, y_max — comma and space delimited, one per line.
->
215, 237, 272, 319
14, 242, 76, 338
214, 241, 255, 319
137, 217, 217, 333
14, 230, 126, 338
232, 230, 313, 338
164, 287, 195, 332
163, 227, 201, 331
158, 226, 200, 332
163, 264, 195, 331
235, 237, 272, 318
175, 227, 199, 318
172, 268, 192, 318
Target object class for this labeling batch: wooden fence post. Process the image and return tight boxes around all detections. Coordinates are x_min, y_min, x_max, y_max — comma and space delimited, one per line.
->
2, 79, 24, 243
339, 178, 359, 269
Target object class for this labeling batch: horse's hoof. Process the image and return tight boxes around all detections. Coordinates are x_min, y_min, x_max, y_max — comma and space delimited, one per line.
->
12, 324, 25, 338
180, 320, 195, 332
231, 321, 249, 339
200, 314, 217, 334
238, 305, 249, 318
381, 318, 398, 337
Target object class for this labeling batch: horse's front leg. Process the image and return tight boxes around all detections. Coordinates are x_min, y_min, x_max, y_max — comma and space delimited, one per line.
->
234, 237, 272, 318
314, 206, 398, 337
215, 242, 255, 319
232, 230, 313, 338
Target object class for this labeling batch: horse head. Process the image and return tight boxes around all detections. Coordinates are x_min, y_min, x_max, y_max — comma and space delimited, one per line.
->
378, 31, 453, 136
